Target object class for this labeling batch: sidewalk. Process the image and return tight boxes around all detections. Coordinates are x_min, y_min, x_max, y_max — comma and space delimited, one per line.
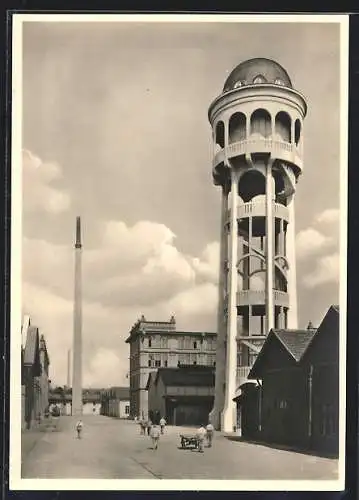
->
21, 416, 62, 460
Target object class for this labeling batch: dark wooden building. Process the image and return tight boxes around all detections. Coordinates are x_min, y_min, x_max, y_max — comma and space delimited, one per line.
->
238, 305, 339, 456
146, 365, 215, 426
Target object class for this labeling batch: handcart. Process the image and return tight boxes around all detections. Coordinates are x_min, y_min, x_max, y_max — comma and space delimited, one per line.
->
180, 434, 199, 449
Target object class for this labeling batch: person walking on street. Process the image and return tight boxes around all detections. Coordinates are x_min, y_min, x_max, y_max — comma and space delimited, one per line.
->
75, 419, 83, 439
140, 419, 147, 435
159, 417, 166, 434
150, 424, 161, 450
147, 419, 152, 436
206, 422, 214, 447
197, 425, 206, 453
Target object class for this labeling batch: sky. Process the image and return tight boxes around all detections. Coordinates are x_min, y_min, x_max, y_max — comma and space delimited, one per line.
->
20, 19, 342, 388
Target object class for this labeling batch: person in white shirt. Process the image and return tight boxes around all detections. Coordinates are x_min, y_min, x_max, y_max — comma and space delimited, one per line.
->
75, 420, 83, 439
150, 425, 161, 450
197, 425, 207, 453
159, 417, 167, 434
206, 422, 214, 447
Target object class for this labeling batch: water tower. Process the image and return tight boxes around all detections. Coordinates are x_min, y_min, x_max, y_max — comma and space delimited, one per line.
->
208, 58, 307, 432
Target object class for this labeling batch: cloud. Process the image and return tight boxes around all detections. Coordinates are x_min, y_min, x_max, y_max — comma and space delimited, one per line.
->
84, 349, 125, 388
22, 220, 220, 386
302, 253, 340, 288
315, 208, 340, 224
23, 149, 71, 214
191, 241, 219, 284
296, 228, 333, 260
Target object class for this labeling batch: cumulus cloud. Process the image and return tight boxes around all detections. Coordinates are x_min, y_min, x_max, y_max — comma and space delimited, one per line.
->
296, 228, 333, 260
302, 253, 340, 288
191, 241, 219, 284
315, 208, 340, 224
23, 149, 71, 213
22, 218, 220, 386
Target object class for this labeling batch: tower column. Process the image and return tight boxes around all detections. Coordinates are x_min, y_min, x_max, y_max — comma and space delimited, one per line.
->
221, 169, 239, 433
286, 198, 298, 328
265, 162, 275, 332
72, 216, 83, 416
210, 182, 229, 430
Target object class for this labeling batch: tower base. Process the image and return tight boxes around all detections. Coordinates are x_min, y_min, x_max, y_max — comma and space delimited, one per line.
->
208, 406, 222, 431
221, 403, 237, 433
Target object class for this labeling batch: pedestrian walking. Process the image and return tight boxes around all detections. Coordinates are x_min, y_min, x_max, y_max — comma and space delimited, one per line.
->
196, 425, 206, 453
150, 424, 161, 450
75, 419, 83, 439
159, 417, 167, 434
206, 422, 214, 447
147, 419, 152, 436
140, 419, 147, 435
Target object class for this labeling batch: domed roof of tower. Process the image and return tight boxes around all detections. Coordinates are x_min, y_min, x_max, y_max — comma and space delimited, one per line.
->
223, 58, 293, 92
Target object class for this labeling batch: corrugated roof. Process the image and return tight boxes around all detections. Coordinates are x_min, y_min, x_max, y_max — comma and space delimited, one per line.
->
23, 325, 39, 365
272, 329, 317, 362
155, 366, 215, 388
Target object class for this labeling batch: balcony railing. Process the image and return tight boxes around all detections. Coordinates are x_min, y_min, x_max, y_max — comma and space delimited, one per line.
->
236, 366, 252, 385
235, 290, 289, 307
235, 201, 289, 221
213, 138, 302, 169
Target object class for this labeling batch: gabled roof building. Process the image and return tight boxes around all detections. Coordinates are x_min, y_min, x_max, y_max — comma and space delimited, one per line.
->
236, 305, 339, 456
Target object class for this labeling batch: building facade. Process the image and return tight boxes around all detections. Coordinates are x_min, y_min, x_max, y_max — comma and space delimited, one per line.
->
126, 315, 217, 419
146, 365, 215, 426
208, 58, 307, 431
22, 321, 50, 429
101, 387, 130, 418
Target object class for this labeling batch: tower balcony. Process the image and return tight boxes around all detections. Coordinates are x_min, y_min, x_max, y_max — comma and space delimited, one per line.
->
213, 138, 302, 171
236, 289, 289, 308
228, 200, 289, 222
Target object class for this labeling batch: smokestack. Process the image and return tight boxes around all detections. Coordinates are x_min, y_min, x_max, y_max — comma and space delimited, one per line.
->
72, 216, 83, 415
75, 216, 82, 249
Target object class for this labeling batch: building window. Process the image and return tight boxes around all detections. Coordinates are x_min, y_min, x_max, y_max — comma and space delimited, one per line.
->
164, 360, 168, 367
193, 341, 197, 349
148, 338, 152, 348
155, 360, 161, 367
148, 354, 154, 367
161, 337, 168, 348
125, 405, 130, 415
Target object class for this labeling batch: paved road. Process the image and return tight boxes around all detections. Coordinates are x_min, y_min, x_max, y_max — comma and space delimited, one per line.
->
22, 415, 338, 480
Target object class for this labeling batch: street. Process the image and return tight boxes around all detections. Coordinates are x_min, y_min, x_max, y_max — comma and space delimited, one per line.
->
21, 415, 338, 480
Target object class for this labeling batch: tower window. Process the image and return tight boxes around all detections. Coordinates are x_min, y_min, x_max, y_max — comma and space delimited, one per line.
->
234, 80, 246, 89
253, 74, 266, 84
